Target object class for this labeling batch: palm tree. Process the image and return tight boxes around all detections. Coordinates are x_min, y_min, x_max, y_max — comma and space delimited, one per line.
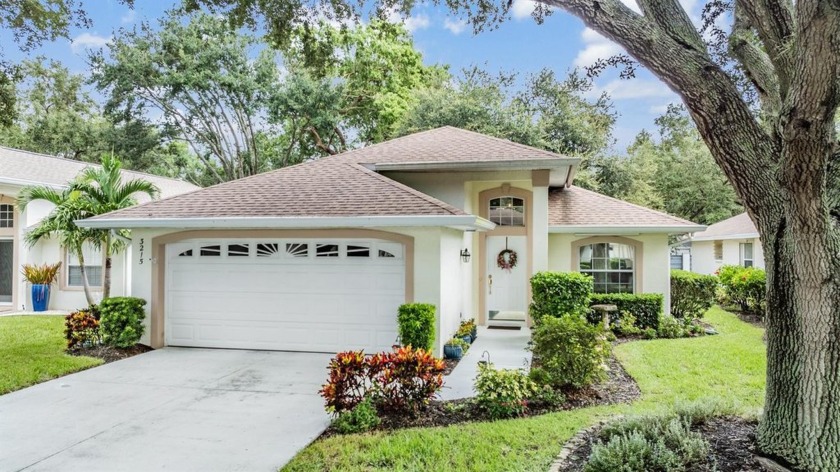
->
17, 187, 99, 306
70, 154, 159, 298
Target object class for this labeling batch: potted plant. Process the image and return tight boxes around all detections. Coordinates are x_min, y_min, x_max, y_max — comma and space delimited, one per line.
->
443, 338, 464, 360
459, 319, 478, 342
22, 263, 61, 312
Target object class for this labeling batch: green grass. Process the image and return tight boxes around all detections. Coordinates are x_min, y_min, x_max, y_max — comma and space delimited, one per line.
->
0, 316, 102, 395
281, 307, 766, 472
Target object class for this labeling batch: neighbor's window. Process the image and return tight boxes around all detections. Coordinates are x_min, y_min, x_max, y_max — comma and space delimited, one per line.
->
66, 243, 103, 287
713, 240, 723, 261
488, 197, 525, 226
0, 204, 13, 228
579, 242, 635, 294
740, 242, 754, 268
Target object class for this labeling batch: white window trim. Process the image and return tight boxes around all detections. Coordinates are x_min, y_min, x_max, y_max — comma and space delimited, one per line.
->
740, 242, 754, 268
61, 244, 105, 291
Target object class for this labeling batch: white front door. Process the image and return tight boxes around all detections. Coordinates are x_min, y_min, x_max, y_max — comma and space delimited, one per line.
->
486, 235, 527, 321
165, 238, 405, 353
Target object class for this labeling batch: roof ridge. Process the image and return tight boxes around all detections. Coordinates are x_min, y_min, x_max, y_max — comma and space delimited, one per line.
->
0, 145, 197, 187
562, 186, 700, 226
346, 163, 464, 216
440, 126, 570, 160
325, 127, 448, 162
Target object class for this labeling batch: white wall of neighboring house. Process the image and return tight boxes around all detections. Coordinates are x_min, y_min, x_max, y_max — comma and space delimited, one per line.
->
691, 238, 764, 275
547, 233, 673, 314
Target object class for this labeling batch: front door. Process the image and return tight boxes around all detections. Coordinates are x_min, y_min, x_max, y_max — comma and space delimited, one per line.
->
0, 239, 13, 305
486, 235, 527, 322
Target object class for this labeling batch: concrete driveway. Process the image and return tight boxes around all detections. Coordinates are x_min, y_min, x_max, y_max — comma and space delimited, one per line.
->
0, 348, 333, 472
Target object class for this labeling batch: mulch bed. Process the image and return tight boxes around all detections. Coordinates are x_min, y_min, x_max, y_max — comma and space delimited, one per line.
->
442, 357, 460, 376
554, 416, 764, 472
67, 344, 152, 363
321, 355, 641, 438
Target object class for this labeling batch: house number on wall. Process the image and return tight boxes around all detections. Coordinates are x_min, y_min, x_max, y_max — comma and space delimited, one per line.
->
139, 238, 145, 265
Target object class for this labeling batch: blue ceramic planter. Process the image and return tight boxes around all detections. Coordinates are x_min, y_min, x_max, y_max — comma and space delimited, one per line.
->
443, 344, 463, 360
31, 284, 50, 312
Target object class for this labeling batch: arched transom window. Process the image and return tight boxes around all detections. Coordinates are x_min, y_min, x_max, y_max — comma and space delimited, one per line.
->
488, 197, 525, 226
579, 242, 635, 293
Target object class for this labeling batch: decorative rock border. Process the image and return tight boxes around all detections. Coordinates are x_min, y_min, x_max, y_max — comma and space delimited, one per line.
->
547, 417, 621, 472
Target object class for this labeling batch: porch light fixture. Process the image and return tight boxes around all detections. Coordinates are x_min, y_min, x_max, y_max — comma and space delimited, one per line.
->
460, 248, 471, 263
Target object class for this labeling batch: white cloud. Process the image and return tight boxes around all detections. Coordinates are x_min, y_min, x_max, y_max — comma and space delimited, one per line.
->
70, 33, 110, 53
444, 18, 467, 35
385, 8, 430, 32
649, 103, 675, 114
511, 0, 537, 19
595, 78, 676, 100
573, 28, 625, 68
121, 10, 136, 24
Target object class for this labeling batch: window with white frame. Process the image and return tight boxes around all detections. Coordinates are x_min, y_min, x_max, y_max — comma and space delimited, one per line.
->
0, 204, 13, 228
66, 243, 103, 287
488, 197, 525, 226
713, 240, 723, 261
579, 242, 635, 293
740, 242, 754, 268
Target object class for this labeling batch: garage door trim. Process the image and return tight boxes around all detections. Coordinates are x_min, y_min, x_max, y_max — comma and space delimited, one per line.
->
149, 229, 415, 349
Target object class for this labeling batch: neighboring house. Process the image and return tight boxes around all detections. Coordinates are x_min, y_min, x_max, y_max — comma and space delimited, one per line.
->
687, 212, 763, 275
78, 127, 704, 355
0, 146, 199, 312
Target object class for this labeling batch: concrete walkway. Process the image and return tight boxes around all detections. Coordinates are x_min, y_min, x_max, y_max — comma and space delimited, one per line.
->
0, 348, 332, 472
439, 326, 532, 400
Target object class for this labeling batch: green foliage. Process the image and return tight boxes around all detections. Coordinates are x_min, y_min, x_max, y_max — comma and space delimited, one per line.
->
656, 315, 689, 339
456, 319, 476, 338
642, 328, 658, 339
397, 303, 436, 352
20, 262, 61, 285
670, 270, 717, 319
612, 311, 642, 336
589, 293, 663, 330
331, 397, 381, 434
64, 307, 100, 349
529, 271, 593, 323
474, 363, 538, 419
99, 297, 146, 348
717, 265, 766, 316
447, 337, 470, 354
529, 315, 610, 389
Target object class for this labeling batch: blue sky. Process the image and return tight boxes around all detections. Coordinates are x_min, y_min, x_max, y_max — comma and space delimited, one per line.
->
2, 0, 687, 152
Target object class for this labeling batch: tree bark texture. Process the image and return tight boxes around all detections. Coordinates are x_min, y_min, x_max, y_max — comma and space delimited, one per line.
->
541, 0, 840, 469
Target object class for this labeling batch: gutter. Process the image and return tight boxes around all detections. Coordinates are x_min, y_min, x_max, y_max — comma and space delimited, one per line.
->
687, 233, 760, 242
76, 215, 497, 232
549, 224, 707, 235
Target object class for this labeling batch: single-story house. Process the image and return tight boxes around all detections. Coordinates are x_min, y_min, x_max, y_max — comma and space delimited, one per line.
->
0, 146, 199, 312
78, 127, 704, 355
687, 212, 762, 275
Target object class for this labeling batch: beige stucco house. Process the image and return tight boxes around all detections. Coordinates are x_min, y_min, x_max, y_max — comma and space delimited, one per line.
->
79, 127, 704, 355
0, 147, 198, 312
687, 212, 763, 275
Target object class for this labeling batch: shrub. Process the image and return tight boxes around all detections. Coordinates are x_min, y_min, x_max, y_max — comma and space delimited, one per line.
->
670, 270, 717, 319
612, 311, 642, 336
529, 272, 593, 323
588, 293, 663, 330
331, 397, 380, 434
656, 315, 686, 339
397, 303, 436, 351
456, 319, 476, 338
99, 297, 146, 348
448, 337, 470, 354
64, 307, 100, 349
529, 315, 610, 389
586, 414, 709, 472
474, 363, 537, 419
719, 265, 766, 316
320, 346, 445, 415
642, 328, 658, 339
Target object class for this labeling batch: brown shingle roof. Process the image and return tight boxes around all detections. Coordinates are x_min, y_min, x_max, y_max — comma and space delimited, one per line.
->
334, 126, 571, 164
689, 212, 757, 240
548, 186, 702, 231
0, 146, 198, 200
86, 159, 466, 221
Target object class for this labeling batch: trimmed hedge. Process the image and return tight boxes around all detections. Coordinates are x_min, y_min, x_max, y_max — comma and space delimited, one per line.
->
670, 270, 717, 319
718, 265, 766, 316
99, 297, 146, 348
397, 303, 436, 351
588, 293, 664, 330
530, 272, 593, 323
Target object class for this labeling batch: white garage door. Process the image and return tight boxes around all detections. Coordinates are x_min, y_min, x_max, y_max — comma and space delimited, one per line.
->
165, 238, 405, 353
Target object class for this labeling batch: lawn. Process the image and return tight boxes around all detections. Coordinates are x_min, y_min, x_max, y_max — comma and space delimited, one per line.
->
281, 307, 766, 472
0, 316, 102, 395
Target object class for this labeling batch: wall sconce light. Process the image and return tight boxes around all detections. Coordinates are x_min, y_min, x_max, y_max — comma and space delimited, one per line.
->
460, 248, 471, 263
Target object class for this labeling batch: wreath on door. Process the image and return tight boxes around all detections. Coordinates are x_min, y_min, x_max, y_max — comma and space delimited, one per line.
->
497, 249, 518, 272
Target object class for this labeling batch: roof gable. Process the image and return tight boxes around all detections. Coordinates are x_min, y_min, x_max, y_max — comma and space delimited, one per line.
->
689, 212, 757, 240
0, 146, 198, 200
548, 186, 703, 232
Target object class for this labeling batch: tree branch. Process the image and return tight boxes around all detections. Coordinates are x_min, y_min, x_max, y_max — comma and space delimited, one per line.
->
636, 0, 704, 52
729, 2, 782, 115
736, 0, 795, 97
